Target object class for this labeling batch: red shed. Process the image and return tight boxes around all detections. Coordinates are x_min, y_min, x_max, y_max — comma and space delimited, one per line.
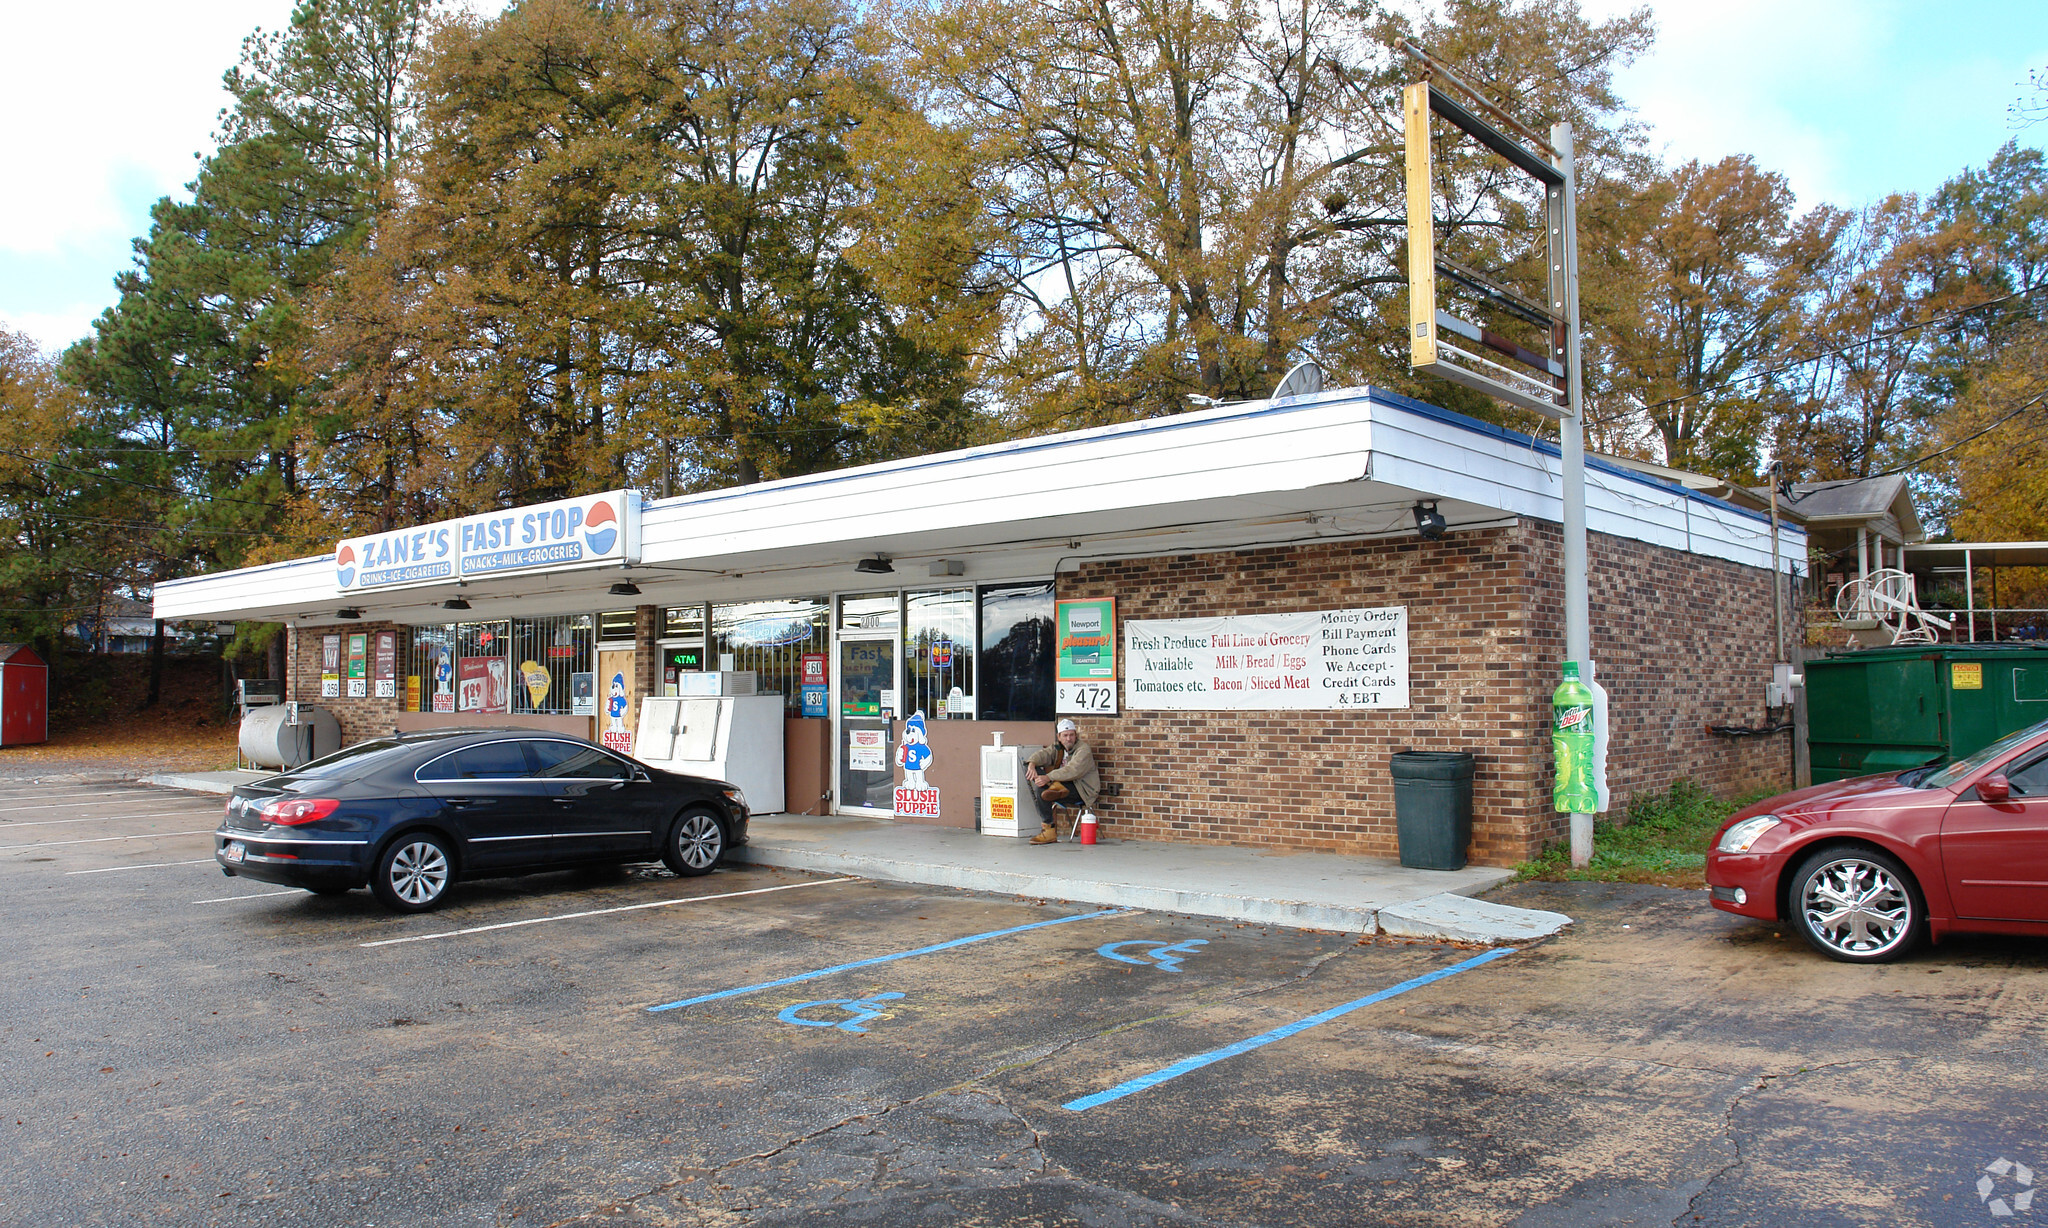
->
0, 644, 49, 746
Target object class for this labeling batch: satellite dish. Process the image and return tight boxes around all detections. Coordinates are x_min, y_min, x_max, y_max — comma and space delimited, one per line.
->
1271, 360, 1323, 402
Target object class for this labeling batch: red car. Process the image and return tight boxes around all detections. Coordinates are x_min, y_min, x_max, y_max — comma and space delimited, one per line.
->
1706, 716, 2048, 962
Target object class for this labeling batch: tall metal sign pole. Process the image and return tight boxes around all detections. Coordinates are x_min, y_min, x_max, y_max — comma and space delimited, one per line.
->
1403, 46, 1600, 866
1550, 123, 1594, 867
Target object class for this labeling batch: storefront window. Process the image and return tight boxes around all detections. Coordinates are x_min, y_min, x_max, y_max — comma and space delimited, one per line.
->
403, 618, 590, 715
661, 603, 709, 694
905, 589, 975, 719
597, 609, 638, 644
838, 592, 900, 632
663, 604, 705, 641
407, 625, 458, 713
978, 581, 1055, 721
449, 621, 511, 713
507, 614, 593, 714
713, 599, 827, 711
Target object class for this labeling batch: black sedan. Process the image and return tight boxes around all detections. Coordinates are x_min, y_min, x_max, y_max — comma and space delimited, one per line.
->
214, 729, 750, 912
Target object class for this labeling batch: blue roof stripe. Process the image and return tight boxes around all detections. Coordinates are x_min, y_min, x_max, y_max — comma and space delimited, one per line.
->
1365, 385, 1785, 529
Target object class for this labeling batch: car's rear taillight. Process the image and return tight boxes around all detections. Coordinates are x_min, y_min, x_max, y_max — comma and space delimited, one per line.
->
258, 797, 340, 826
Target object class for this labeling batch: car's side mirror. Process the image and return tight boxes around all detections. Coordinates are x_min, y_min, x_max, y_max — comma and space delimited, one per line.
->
1980, 774, 2012, 803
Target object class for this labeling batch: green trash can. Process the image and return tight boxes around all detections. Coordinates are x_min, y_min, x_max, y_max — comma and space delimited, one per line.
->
1390, 751, 1475, 870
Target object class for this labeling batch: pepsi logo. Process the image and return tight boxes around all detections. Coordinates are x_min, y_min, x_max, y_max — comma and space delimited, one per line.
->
584, 499, 618, 555
336, 544, 357, 588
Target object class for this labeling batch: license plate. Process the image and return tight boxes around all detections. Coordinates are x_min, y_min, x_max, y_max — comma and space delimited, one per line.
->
223, 842, 246, 864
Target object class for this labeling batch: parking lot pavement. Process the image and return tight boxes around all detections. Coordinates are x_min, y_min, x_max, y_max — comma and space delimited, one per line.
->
3, 782, 2045, 1227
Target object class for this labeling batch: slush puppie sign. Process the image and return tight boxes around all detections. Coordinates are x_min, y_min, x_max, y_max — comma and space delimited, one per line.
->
334, 490, 642, 593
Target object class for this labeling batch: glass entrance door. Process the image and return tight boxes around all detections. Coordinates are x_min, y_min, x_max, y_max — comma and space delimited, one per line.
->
836, 634, 898, 814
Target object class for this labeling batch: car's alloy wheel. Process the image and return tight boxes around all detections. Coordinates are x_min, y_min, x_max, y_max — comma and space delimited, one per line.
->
374, 834, 452, 912
664, 810, 725, 877
1790, 847, 1922, 963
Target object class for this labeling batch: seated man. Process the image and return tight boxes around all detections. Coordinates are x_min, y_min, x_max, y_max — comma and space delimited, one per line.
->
1026, 718, 1100, 845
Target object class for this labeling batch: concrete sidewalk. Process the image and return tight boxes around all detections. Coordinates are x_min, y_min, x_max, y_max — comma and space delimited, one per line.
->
145, 770, 1570, 943
735, 813, 1566, 943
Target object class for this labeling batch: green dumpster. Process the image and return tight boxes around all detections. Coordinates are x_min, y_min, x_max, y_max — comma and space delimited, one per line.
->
1806, 644, 2048, 783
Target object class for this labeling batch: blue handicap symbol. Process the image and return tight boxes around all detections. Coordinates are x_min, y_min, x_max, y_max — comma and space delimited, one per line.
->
777, 992, 906, 1034
1097, 938, 1209, 972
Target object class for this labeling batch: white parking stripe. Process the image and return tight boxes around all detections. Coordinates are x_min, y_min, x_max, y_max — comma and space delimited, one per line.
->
192, 889, 302, 904
2, 810, 222, 829
0, 797, 201, 814
360, 877, 858, 947
1, 830, 215, 852
66, 859, 219, 875
0, 790, 154, 805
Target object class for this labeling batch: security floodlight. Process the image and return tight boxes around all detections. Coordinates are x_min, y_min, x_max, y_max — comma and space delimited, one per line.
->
1413, 501, 1447, 540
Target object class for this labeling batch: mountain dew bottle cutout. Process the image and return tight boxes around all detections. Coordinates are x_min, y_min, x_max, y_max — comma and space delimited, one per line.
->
1553, 661, 1599, 814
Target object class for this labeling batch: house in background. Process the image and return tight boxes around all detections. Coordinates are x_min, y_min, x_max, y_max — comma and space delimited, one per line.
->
69, 600, 234, 654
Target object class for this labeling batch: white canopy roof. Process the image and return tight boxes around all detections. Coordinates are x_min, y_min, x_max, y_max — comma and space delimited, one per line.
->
155, 385, 1803, 627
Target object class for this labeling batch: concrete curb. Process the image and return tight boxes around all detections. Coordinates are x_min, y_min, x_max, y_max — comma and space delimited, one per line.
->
734, 844, 1567, 942
0, 771, 151, 787
147, 770, 267, 794
1378, 892, 1573, 943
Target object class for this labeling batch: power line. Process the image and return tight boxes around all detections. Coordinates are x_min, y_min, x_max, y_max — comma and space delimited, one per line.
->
1591, 282, 2047, 427
1790, 382, 2048, 492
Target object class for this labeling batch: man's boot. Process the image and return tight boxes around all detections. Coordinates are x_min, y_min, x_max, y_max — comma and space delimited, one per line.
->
1030, 822, 1058, 845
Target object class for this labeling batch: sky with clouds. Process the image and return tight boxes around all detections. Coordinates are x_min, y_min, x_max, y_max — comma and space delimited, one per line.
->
4, 1, 2046, 356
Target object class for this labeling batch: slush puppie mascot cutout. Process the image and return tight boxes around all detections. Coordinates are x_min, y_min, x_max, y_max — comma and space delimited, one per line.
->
898, 711, 932, 786
606, 672, 629, 735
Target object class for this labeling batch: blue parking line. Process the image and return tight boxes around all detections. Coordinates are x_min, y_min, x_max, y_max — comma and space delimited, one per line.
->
647, 907, 1137, 1013
1063, 946, 1518, 1111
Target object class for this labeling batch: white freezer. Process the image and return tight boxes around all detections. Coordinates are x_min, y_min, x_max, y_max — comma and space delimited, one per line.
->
635, 694, 785, 814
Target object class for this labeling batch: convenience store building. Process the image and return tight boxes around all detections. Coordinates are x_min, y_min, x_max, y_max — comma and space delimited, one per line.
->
154, 385, 1804, 866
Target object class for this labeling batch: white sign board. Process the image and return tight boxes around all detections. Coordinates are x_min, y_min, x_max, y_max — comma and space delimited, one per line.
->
334, 489, 641, 592
1124, 608, 1408, 710
1056, 680, 1117, 715
848, 729, 888, 771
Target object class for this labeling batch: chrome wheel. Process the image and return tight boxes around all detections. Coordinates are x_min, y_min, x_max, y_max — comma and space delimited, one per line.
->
1792, 849, 1920, 963
373, 834, 453, 913
664, 811, 725, 877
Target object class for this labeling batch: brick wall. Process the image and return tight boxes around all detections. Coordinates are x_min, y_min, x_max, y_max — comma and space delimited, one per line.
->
1563, 523, 1794, 811
286, 622, 407, 746
1062, 518, 1790, 866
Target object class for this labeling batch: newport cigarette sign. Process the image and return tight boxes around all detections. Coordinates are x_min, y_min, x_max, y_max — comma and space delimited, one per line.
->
334, 490, 643, 593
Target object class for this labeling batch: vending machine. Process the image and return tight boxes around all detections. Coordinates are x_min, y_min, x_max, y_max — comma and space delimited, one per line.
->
979, 736, 1043, 838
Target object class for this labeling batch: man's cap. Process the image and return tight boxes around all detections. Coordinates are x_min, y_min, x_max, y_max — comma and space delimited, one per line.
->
1055, 718, 1078, 733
